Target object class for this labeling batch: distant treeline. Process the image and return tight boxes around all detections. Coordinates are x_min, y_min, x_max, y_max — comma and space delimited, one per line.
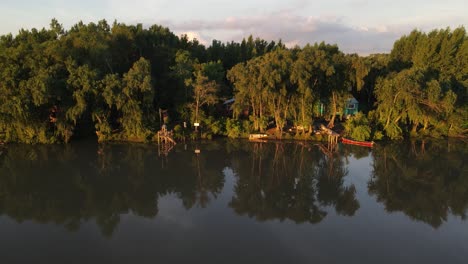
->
0, 19, 466, 143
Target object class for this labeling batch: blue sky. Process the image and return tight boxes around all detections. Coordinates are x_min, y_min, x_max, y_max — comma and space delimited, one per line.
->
0, 0, 466, 54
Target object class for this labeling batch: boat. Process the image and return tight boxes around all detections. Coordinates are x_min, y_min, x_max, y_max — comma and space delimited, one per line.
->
341, 137, 374, 147
249, 134, 268, 141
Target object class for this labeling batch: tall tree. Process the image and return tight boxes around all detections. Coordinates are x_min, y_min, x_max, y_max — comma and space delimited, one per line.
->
187, 70, 219, 128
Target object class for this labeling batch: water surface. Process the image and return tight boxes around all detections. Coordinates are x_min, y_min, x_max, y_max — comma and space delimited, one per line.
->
0, 139, 467, 264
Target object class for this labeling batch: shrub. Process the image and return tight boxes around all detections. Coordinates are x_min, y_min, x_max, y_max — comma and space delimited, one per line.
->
226, 118, 250, 138
344, 112, 372, 141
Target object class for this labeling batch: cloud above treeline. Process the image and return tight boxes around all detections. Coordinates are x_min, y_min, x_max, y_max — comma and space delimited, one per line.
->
99, 0, 468, 54
157, 11, 405, 55
1, 0, 465, 55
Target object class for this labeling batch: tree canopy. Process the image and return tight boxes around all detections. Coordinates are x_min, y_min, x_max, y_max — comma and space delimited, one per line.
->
0, 20, 466, 143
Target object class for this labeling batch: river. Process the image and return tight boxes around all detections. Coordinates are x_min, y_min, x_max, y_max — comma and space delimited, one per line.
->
0, 139, 467, 264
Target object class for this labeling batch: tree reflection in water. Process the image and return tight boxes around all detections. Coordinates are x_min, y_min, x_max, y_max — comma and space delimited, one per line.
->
228, 141, 360, 223
368, 140, 468, 228
0, 141, 226, 237
0, 139, 465, 237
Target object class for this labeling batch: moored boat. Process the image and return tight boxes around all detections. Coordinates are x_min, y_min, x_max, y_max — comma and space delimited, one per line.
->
249, 134, 268, 140
341, 137, 374, 147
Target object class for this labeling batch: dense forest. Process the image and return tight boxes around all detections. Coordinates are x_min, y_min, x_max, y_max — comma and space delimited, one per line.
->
0, 19, 466, 143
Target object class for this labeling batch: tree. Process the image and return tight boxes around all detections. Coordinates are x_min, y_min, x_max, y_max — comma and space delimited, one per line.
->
228, 58, 268, 132
373, 27, 467, 139
187, 70, 219, 129
290, 46, 316, 133
118, 57, 154, 140
0, 19, 466, 143
171, 49, 197, 104
374, 68, 458, 139
325, 48, 350, 128
262, 49, 293, 136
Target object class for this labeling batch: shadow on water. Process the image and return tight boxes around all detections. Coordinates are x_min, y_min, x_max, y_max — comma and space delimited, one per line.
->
0, 139, 467, 237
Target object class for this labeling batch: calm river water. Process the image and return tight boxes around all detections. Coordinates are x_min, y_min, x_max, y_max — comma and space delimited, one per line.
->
0, 139, 467, 264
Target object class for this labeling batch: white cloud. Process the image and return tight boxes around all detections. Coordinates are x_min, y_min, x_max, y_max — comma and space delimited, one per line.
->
177, 31, 210, 46
160, 11, 404, 54
1, 0, 466, 55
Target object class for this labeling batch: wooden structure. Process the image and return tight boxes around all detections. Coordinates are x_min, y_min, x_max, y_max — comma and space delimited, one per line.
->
157, 126, 176, 145
156, 126, 176, 157
317, 143, 335, 157
319, 124, 339, 146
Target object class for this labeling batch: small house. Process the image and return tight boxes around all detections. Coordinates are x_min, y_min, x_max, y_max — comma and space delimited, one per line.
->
344, 97, 359, 116
221, 98, 235, 115
315, 97, 359, 117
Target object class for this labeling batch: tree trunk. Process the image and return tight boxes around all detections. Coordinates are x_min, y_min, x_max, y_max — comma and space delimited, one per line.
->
385, 92, 401, 129
259, 100, 264, 133
423, 119, 428, 131
411, 123, 418, 134
251, 101, 257, 131
327, 92, 337, 128
301, 95, 305, 133
195, 99, 199, 132
275, 111, 281, 138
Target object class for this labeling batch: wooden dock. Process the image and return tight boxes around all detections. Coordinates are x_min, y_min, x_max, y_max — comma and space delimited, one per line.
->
319, 124, 339, 145
157, 126, 176, 145
156, 126, 176, 157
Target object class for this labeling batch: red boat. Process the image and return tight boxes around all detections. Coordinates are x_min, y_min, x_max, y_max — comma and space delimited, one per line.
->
341, 137, 374, 147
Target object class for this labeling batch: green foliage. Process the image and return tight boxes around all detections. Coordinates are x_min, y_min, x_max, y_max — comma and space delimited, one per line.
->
187, 70, 219, 124
344, 113, 372, 141
173, 124, 183, 139
225, 118, 250, 138
228, 43, 352, 135
0, 19, 465, 143
376, 27, 467, 139
205, 117, 225, 136
117, 57, 154, 141
197, 116, 226, 139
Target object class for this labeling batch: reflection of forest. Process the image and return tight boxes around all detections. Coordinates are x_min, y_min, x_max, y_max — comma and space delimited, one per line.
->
227, 141, 360, 223
369, 140, 468, 228
1, 139, 465, 236
0, 142, 225, 237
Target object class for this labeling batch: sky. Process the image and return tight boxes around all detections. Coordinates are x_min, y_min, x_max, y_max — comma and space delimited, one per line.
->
0, 0, 466, 54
